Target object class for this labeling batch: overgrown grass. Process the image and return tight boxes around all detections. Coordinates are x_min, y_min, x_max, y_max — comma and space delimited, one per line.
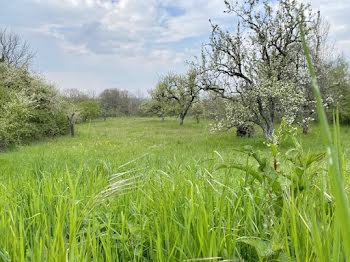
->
0, 117, 349, 261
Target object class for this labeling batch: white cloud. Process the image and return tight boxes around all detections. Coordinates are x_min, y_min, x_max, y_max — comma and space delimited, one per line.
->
306, 0, 350, 57
22, 0, 229, 95
2, 0, 349, 94
28, 0, 227, 56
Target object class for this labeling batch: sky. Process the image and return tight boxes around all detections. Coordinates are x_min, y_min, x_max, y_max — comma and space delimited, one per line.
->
0, 0, 349, 97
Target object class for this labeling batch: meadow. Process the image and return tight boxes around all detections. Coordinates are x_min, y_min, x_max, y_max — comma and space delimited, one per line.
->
0, 117, 349, 261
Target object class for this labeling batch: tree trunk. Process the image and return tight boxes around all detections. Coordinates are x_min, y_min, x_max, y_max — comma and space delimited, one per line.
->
103, 113, 107, 121
263, 124, 274, 142
302, 123, 309, 134
67, 113, 75, 137
161, 113, 165, 121
196, 116, 200, 123
179, 114, 184, 125
70, 122, 75, 137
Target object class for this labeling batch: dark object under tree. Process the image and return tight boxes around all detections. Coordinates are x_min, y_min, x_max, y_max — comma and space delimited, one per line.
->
236, 124, 254, 138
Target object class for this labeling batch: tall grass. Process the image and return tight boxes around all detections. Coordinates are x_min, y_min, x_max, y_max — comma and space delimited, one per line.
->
300, 20, 350, 260
0, 116, 349, 261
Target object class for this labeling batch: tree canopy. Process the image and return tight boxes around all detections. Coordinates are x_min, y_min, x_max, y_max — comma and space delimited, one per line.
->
150, 70, 200, 125
194, 0, 328, 140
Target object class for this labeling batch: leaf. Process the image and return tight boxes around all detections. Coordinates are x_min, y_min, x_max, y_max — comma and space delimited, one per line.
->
305, 152, 326, 168
240, 238, 274, 258
269, 143, 278, 157
228, 163, 263, 183
216, 164, 229, 170
0, 249, 9, 262
232, 145, 253, 155
278, 252, 292, 262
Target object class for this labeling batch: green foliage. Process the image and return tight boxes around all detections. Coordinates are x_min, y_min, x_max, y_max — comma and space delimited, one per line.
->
150, 69, 200, 125
189, 101, 204, 123
331, 58, 350, 124
99, 88, 141, 117
0, 88, 35, 147
201, 95, 226, 119
0, 63, 68, 149
139, 99, 171, 118
340, 88, 350, 124
78, 100, 101, 121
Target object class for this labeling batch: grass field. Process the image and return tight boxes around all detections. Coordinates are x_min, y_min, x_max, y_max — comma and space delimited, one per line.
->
0, 117, 349, 261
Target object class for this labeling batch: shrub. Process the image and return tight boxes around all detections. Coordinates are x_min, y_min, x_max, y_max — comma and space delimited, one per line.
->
78, 100, 101, 122
0, 89, 35, 148
0, 63, 69, 149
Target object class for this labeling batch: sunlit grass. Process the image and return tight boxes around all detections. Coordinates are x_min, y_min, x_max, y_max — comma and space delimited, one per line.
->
0, 117, 349, 261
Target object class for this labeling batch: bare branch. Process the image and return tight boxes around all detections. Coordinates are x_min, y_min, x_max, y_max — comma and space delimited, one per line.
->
0, 27, 35, 67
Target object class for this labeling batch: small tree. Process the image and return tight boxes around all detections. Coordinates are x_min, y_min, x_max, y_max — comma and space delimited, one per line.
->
78, 100, 101, 122
140, 99, 168, 120
67, 112, 75, 137
99, 88, 140, 118
152, 69, 200, 125
146, 82, 175, 120
59, 97, 80, 137
331, 57, 350, 124
190, 101, 204, 123
99, 89, 121, 118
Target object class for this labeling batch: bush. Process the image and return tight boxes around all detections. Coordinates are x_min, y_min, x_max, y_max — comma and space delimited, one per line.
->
0, 88, 35, 148
0, 63, 69, 149
78, 100, 101, 122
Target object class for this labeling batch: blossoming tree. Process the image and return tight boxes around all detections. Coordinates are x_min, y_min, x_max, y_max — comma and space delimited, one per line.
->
151, 69, 200, 125
195, 0, 324, 141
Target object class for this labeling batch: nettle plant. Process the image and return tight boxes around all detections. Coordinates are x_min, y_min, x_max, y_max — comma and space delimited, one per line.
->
211, 120, 328, 259
217, 120, 325, 213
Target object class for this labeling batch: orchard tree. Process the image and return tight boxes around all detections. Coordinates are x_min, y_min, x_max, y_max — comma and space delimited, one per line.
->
60, 98, 80, 137
152, 69, 200, 125
140, 99, 169, 120
296, 51, 350, 133
146, 81, 176, 120
195, 0, 324, 141
295, 13, 344, 134
330, 57, 350, 124
190, 101, 204, 123
201, 94, 227, 119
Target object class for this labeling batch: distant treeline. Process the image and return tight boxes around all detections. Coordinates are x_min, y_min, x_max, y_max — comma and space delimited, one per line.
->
63, 88, 142, 121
